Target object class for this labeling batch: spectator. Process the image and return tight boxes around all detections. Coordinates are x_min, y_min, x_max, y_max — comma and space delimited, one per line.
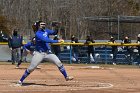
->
85, 35, 95, 64
71, 35, 80, 63
122, 36, 132, 65
52, 35, 61, 58
0, 31, 8, 42
8, 30, 23, 65
136, 34, 140, 66
108, 36, 117, 65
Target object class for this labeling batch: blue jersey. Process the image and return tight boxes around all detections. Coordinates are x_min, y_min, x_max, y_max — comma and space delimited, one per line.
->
23, 42, 36, 51
35, 28, 58, 52
8, 35, 22, 48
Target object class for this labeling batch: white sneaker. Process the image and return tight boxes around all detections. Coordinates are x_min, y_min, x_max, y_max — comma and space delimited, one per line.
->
113, 62, 117, 65
65, 76, 74, 81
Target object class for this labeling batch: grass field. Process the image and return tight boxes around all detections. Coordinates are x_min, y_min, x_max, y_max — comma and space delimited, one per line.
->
0, 62, 139, 93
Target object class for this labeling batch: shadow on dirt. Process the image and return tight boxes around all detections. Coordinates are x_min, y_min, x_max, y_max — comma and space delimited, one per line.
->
13, 82, 68, 87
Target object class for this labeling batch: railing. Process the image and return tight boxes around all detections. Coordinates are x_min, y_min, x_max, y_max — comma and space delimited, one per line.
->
0, 42, 140, 64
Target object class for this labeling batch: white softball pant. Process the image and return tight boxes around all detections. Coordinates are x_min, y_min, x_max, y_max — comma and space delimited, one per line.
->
27, 51, 62, 73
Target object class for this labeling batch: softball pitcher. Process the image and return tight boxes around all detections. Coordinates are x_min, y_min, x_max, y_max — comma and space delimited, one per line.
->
18, 21, 73, 85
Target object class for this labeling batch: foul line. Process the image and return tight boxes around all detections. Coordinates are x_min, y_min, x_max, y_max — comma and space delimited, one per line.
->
0, 79, 114, 91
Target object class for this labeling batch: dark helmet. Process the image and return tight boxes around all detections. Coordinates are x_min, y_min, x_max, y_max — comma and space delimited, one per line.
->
87, 35, 91, 38
34, 21, 42, 26
31, 37, 35, 41
31, 37, 36, 44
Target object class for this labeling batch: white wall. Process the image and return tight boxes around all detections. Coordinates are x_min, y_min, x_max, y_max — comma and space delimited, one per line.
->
0, 45, 32, 62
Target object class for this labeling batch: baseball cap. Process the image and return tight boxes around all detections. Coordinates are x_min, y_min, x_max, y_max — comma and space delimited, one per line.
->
111, 36, 114, 38
138, 34, 140, 37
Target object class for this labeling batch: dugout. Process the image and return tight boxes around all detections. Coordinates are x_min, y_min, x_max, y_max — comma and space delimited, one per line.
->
51, 42, 140, 65
73, 16, 140, 64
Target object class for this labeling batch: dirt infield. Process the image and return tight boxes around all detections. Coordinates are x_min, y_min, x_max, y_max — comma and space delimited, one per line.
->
0, 62, 140, 93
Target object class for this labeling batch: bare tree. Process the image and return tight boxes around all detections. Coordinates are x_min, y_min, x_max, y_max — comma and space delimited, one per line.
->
0, 0, 140, 40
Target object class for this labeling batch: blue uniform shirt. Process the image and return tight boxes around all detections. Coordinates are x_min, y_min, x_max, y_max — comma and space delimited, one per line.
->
35, 28, 58, 52
23, 42, 36, 51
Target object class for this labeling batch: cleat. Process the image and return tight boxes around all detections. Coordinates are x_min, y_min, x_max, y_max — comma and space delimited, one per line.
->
65, 76, 74, 81
15, 66, 19, 69
36, 66, 41, 69
16, 81, 22, 86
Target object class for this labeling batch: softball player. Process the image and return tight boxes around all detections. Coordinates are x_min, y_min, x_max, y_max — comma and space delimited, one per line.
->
16, 37, 36, 68
18, 21, 73, 85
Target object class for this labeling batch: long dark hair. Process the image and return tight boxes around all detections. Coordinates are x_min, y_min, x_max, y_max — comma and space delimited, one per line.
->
32, 21, 42, 33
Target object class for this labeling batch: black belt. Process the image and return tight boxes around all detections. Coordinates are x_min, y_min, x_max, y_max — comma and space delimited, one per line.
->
38, 50, 52, 54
